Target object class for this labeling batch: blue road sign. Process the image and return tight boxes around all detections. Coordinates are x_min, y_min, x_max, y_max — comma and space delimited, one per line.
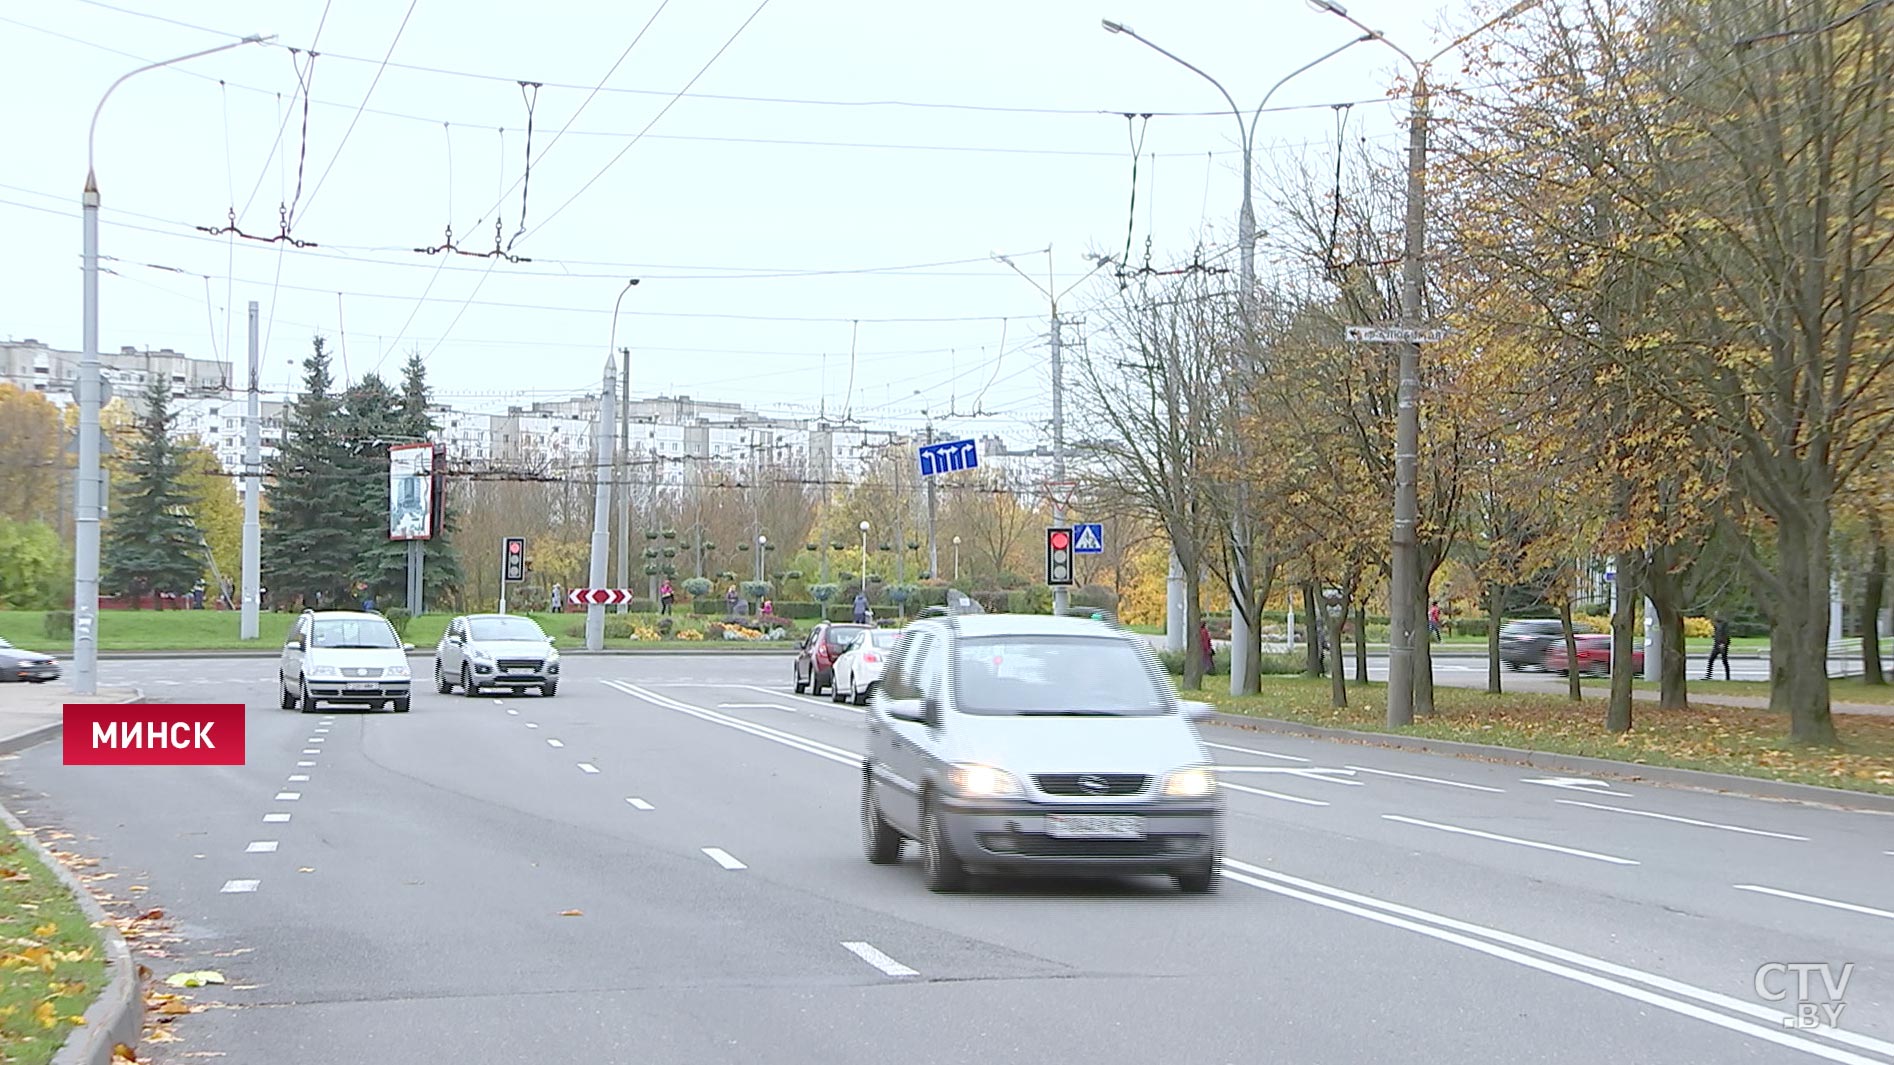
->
918, 438, 979, 477
1072, 523, 1104, 554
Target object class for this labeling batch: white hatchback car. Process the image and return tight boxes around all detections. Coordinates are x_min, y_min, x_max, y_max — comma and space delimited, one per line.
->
278, 610, 414, 713
831, 628, 901, 705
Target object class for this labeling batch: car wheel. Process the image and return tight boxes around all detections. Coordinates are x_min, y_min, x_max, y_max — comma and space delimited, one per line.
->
435, 661, 452, 694
1176, 855, 1221, 894
298, 678, 318, 714
861, 773, 903, 865
393, 696, 411, 713
812, 670, 828, 697
832, 673, 848, 702
279, 673, 296, 710
541, 682, 558, 698
854, 679, 869, 706
794, 665, 807, 694
921, 794, 968, 893
1504, 659, 1519, 671
461, 664, 480, 698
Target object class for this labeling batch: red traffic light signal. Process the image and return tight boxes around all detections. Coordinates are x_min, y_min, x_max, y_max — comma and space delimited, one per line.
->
1046, 526, 1074, 586
1049, 530, 1070, 550
503, 536, 526, 581
508, 540, 523, 555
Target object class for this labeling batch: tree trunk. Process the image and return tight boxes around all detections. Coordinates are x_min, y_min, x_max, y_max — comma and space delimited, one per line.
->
1645, 544, 1688, 710
1413, 547, 1441, 715
1355, 604, 1369, 684
1328, 594, 1349, 708
1862, 529, 1885, 685
1486, 582, 1503, 694
1302, 581, 1324, 677
1183, 561, 1205, 692
1608, 552, 1639, 733
1242, 561, 1276, 696
1558, 594, 1582, 701
1771, 509, 1837, 746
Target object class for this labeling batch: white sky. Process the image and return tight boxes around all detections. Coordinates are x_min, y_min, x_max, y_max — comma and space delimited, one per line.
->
2, 0, 1468, 447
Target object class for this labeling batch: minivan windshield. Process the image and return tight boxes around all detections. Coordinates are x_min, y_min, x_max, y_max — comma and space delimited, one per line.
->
310, 619, 401, 649
952, 635, 1170, 717
469, 617, 549, 642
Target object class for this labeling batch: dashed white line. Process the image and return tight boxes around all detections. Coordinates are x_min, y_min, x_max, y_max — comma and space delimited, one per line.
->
546, 739, 564, 748
1346, 764, 1506, 793
302, 749, 320, 755
288, 774, 310, 782
525, 723, 539, 729
262, 813, 291, 823
274, 792, 301, 801
307, 738, 325, 744
842, 941, 918, 977
626, 798, 654, 810
245, 841, 278, 853
493, 699, 504, 705
220, 879, 260, 893
702, 847, 747, 870
1220, 781, 1330, 807
1206, 741, 1311, 763
1734, 884, 1894, 922
578, 763, 599, 774
1382, 814, 1639, 866
1556, 800, 1809, 840
296, 761, 315, 767
506, 709, 519, 716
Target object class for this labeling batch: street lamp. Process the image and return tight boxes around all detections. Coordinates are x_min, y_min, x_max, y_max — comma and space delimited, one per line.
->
952, 535, 962, 583
73, 34, 273, 696
859, 521, 871, 591
609, 279, 640, 614
755, 534, 767, 585
1305, 0, 1548, 726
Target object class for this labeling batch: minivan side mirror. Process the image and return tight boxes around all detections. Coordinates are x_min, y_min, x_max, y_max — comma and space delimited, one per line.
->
887, 703, 927, 724
402, 642, 415, 652
1181, 700, 1215, 724
922, 694, 943, 729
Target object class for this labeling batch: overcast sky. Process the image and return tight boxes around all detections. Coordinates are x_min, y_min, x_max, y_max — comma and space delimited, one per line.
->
3, 0, 1470, 447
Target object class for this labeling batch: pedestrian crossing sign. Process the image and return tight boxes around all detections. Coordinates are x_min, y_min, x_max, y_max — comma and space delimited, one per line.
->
1072, 523, 1104, 554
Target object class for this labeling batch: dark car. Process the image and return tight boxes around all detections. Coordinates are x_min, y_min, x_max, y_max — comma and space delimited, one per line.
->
794, 622, 871, 697
1497, 618, 1599, 671
0, 637, 61, 683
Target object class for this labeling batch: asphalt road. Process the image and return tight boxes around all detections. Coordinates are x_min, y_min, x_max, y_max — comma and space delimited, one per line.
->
3, 653, 1890, 1064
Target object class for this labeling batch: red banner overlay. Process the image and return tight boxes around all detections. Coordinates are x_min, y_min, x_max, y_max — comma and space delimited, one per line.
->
63, 704, 246, 766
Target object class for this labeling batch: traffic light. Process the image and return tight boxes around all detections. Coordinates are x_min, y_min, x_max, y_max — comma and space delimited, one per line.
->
503, 536, 526, 582
1045, 526, 1074, 586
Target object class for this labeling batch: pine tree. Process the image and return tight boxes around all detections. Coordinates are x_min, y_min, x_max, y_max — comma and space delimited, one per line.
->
102, 377, 206, 607
334, 373, 401, 607
263, 337, 355, 609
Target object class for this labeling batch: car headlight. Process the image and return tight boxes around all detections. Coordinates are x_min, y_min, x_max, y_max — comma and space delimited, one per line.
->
308, 665, 341, 679
385, 664, 411, 679
545, 647, 560, 661
947, 763, 1023, 798
1162, 766, 1216, 798
468, 648, 492, 660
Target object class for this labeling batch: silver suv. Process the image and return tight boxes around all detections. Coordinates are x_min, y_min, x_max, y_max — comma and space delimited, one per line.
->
860, 613, 1223, 893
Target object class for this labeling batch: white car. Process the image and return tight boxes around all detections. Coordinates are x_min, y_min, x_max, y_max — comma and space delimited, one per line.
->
278, 610, 414, 713
435, 614, 561, 697
831, 628, 901, 705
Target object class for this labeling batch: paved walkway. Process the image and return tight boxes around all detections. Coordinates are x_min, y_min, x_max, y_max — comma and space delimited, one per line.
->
0, 683, 142, 754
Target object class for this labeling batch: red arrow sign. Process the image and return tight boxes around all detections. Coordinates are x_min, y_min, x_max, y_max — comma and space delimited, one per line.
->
568, 588, 633, 606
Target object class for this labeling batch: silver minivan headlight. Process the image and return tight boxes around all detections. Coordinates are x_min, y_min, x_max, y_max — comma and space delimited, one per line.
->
1162, 766, 1216, 798
947, 763, 1023, 798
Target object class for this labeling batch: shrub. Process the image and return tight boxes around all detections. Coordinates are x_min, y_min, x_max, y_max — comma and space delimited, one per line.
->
1158, 648, 1231, 676
43, 610, 73, 638
383, 609, 412, 636
741, 580, 772, 602
1683, 616, 1713, 638
692, 599, 723, 615
603, 617, 636, 639
633, 626, 661, 641
629, 598, 657, 613
656, 616, 675, 636
1449, 618, 1488, 637
705, 622, 726, 639
678, 627, 704, 640
683, 577, 713, 598
810, 583, 838, 604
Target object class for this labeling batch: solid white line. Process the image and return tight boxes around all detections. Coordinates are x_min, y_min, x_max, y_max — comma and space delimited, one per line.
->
842, 941, 919, 977
1220, 781, 1330, 807
274, 792, 302, 801
262, 813, 291, 823
1214, 767, 1363, 786
1734, 884, 1894, 922
287, 774, 310, 782
608, 682, 859, 767
720, 702, 795, 710
245, 841, 278, 853
742, 685, 865, 714
1206, 741, 1311, 763
296, 761, 315, 767
626, 798, 654, 810
1556, 800, 1809, 841
578, 763, 600, 774
220, 879, 259, 893
1220, 860, 1894, 1064
702, 847, 747, 870
1346, 764, 1506, 793
546, 739, 564, 748
1381, 814, 1639, 865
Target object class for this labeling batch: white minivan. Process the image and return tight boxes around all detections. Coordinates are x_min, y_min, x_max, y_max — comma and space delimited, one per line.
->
279, 610, 414, 713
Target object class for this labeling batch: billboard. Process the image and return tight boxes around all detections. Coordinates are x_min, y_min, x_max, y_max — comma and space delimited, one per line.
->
389, 443, 434, 541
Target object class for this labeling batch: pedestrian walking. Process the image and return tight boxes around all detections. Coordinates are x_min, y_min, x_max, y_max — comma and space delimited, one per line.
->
725, 585, 740, 616
551, 582, 564, 613
659, 579, 675, 616
760, 597, 774, 619
1705, 615, 1732, 680
1428, 602, 1444, 642
1198, 620, 1215, 673
852, 590, 870, 624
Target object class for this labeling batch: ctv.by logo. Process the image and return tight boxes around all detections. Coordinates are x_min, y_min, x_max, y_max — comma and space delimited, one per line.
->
1755, 962, 1853, 1029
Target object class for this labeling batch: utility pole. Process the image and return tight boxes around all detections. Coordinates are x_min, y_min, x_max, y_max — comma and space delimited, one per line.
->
1384, 75, 1429, 727
240, 301, 261, 640
586, 354, 616, 651
617, 347, 631, 613
925, 420, 939, 580
1051, 313, 1067, 617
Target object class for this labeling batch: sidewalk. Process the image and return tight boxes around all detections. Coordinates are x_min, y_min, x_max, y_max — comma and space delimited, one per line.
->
0, 683, 142, 755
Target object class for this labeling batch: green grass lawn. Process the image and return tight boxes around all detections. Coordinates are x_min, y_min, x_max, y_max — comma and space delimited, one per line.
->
1192, 675, 1894, 796
1623, 676, 1894, 707
0, 832, 108, 1065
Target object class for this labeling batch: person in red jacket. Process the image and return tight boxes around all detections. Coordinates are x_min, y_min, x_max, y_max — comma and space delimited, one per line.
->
1199, 621, 1215, 672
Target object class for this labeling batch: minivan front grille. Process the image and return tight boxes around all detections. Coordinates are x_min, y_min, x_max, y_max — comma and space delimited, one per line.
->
1034, 773, 1149, 796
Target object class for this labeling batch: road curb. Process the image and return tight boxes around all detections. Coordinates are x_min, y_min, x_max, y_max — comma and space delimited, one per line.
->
0, 687, 145, 757
1203, 711, 1894, 814
0, 802, 144, 1065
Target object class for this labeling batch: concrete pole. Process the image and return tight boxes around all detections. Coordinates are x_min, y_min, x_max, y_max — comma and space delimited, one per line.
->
586, 354, 616, 651
1643, 596, 1660, 682
72, 175, 102, 694
925, 422, 938, 580
240, 301, 261, 640
616, 350, 631, 613
1051, 313, 1068, 617
1385, 76, 1430, 728
1165, 551, 1186, 653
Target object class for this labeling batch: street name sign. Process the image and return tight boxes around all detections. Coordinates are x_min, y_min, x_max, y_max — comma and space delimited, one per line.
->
1345, 324, 1451, 344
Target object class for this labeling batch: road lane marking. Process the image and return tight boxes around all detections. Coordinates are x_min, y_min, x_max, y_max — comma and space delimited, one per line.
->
506, 709, 519, 715
287, 775, 309, 782
608, 682, 858, 767
1524, 776, 1631, 796
626, 798, 654, 810
1345, 764, 1506, 793
1734, 884, 1894, 922
702, 847, 747, 870
1206, 741, 1311, 763
262, 813, 291, 823
245, 841, 278, 853
1556, 800, 1809, 840
274, 792, 301, 801
494, 699, 504, 705
1220, 781, 1329, 807
578, 763, 600, 774
307, 738, 325, 744
314, 728, 329, 733
742, 685, 865, 714
546, 739, 564, 748
1215, 766, 1362, 786
842, 941, 918, 977
1221, 859, 1894, 1063
302, 749, 320, 755
720, 702, 796, 711
1381, 814, 1639, 865
220, 879, 259, 893
296, 761, 315, 767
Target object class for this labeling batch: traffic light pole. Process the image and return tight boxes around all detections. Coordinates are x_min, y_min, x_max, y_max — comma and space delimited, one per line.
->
586, 354, 616, 652
499, 540, 508, 616
1051, 315, 1067, 617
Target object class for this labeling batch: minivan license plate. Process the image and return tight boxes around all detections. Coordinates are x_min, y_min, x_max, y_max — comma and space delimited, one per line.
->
1046, 815, 1144, 840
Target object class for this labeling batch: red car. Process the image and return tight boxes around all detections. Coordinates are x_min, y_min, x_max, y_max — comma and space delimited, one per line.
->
793, 621, 872, 697
1541, 633, 1644, 676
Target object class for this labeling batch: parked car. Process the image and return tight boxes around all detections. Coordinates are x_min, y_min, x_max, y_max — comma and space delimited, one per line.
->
435, 614, 560, 697
794, 621, 871, 697
831, 628, 902, 705
1542, 632, 1644, 676
1498, 618, 1600, 670
0, 637, 60, 683
860, 613, 1223, 894
278, 611, 414, 713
